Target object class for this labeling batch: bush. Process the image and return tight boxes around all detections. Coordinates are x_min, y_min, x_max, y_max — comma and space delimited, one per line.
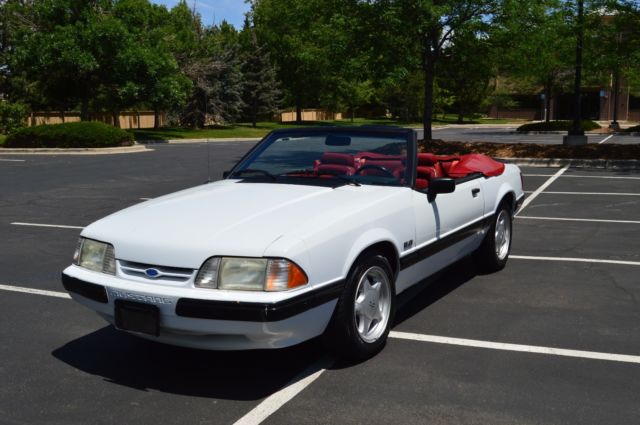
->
625, 124, 640, 133
517, 120, 601, 132
0, 101, 29, 134
4, 122, 134, 148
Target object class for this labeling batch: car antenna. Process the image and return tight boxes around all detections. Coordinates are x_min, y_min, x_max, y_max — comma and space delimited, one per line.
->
206, 138, 212, 183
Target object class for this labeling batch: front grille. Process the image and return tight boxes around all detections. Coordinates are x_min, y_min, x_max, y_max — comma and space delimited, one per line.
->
118, 260, 195, 282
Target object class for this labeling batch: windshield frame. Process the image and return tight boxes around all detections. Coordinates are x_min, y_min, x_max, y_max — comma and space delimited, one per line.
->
226, 126, 417, 188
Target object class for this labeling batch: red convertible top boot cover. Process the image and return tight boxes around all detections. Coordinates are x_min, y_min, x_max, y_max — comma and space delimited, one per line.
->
447, 154, 505, 178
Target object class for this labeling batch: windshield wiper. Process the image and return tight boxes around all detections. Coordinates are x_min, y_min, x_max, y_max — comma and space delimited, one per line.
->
279, 170, 361, 187
230, 169, 277, 180
329, 175, 361, 187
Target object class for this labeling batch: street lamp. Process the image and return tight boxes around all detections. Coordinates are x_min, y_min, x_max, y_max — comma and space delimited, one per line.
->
564, 0, 588, 145
609, 32, 623, 131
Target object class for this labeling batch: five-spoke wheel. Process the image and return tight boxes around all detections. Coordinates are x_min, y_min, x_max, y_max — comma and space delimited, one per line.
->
324, 253, 395, 360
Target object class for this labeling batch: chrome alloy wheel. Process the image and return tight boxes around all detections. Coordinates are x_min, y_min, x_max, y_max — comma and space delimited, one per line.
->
494, 209, 512, 261
353, 266, 392, 343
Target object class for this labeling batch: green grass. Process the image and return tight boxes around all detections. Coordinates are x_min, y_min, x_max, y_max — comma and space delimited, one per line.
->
0, 134, 6, 146
432, 114, 526, 125
129, 116, 526, 141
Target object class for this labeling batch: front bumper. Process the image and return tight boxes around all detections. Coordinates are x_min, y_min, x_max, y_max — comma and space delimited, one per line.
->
62, 268, 342, 350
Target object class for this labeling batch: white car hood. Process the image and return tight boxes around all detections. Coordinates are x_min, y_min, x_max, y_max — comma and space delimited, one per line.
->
82, 180, 404, 268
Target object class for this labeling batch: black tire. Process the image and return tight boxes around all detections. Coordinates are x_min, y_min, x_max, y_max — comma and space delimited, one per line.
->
475, 202, 513, 273
323, 253, 396, 361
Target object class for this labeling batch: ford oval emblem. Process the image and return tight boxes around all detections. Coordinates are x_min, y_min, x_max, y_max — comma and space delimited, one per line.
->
145, 268, 160, 278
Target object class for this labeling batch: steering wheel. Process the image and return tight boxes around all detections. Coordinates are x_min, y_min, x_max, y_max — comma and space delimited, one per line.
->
355, 164, 396, 178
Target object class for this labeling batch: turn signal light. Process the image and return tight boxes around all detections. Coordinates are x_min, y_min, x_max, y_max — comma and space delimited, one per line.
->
266, 260, 308, 291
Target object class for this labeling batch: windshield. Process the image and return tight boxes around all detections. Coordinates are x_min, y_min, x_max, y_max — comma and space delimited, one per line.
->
229, 130, 410, 187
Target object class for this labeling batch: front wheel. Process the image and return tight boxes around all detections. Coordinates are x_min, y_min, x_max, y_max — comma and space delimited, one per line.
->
324, 253, 395, 361
475, 203, 513, 272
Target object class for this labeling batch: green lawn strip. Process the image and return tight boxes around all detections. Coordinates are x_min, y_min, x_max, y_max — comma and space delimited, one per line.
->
0, 135, 6, 146
129, 117, 526, 141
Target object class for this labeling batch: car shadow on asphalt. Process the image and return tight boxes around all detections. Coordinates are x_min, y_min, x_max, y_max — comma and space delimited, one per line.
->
52, 326, 324, 401
52, 256, 481, 396
393, 255, 479, 327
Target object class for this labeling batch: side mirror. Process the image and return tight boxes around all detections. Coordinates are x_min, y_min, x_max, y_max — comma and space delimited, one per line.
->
222, 170, 231, 178
426, 178, 455, 202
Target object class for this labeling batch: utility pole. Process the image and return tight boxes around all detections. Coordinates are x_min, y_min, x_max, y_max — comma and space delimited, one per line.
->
564, 0, 588, 146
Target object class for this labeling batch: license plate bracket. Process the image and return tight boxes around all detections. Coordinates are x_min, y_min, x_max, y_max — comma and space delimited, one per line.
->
114, 299, 160, 336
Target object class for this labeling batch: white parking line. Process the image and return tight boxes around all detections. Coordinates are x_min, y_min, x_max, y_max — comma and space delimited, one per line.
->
0, 284, 71, 299
598, 134, 614, 144
0, 158, 26, 162
233, 358, 332, 425
516, 216, 640, 225
11, 222, 83, 229
524, 174, 640, 180
517, 165, 569, 215
389, 331, 640, 364
4, 281, 640, 424
510, 255, 640, 267
523, 191, 640, 196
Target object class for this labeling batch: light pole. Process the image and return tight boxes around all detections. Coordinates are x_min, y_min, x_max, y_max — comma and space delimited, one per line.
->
609, 32, 622, 130
564, 0, 588, 145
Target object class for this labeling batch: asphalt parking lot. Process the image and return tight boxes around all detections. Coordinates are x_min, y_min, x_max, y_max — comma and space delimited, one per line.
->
432, 126, 640, 145
1, 142, 639, 425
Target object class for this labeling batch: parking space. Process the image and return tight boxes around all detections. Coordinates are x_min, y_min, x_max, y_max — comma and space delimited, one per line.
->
1, 143, 639, 424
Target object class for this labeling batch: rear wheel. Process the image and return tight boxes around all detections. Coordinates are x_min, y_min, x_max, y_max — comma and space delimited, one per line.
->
324, 253, 395, 361
476, 203, 512, 272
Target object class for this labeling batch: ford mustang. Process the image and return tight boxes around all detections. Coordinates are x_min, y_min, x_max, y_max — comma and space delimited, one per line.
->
62, 126, 524, 360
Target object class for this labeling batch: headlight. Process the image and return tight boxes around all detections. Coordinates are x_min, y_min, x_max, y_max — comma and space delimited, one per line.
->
73, 238, 116, 275
195, 257, 308, 291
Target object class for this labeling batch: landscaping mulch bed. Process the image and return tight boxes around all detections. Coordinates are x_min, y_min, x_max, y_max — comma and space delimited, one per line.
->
419, 139, 640, 160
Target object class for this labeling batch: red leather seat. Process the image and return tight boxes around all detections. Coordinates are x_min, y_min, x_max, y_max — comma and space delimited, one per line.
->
315, 152, 357, 176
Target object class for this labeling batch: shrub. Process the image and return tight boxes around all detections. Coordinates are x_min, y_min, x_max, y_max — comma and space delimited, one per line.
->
517, 120, 601, 132
625, 124, 640, 133
5, 122, 134, 148
0, 101, 29, 134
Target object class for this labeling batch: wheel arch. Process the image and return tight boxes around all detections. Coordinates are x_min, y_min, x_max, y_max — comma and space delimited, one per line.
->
343, 231, 401, 282
491, 181, 518, 215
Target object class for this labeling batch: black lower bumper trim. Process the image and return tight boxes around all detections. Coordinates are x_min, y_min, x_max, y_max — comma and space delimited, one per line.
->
176, 280, 345, 322
61, 273, 108, 304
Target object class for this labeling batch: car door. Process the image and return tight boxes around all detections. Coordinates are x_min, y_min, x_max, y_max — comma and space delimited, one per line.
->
396, 176, 485, 293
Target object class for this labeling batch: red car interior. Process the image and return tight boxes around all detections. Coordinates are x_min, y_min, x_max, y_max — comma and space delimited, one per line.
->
310, 151, 505, 189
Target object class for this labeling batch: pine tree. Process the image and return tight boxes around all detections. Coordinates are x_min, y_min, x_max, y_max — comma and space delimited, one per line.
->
240, 22, 281, 127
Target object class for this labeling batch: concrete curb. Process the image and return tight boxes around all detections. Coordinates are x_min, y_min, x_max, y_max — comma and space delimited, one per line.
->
498, 157, 640, 170
0, 145, 151, 155
139, 138, 261, 144
514, 130, 639, 136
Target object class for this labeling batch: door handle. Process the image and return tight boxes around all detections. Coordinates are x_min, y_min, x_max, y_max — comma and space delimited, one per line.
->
472, 188, 480, 197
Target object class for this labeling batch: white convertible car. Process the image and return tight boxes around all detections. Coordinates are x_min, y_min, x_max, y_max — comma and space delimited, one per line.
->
62, 127, 524, 359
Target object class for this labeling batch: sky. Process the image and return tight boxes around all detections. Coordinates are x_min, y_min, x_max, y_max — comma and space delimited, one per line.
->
150, 0, 251, 28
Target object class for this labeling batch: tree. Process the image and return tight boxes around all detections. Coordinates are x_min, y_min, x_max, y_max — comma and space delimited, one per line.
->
438, 25, 496, 123
392, 0, 497, 139
240, 19, 281, 127
583, 0, 640, 126
179, 21, 245, 127
492, 0, 574, 122
252, 0, 328, 123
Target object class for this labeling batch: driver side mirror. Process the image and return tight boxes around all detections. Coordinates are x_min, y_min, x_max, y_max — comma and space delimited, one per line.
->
425, 178, 455, 202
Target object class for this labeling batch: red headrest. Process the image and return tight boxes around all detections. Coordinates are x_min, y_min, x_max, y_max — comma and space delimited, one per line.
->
320, 152, 355, 166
